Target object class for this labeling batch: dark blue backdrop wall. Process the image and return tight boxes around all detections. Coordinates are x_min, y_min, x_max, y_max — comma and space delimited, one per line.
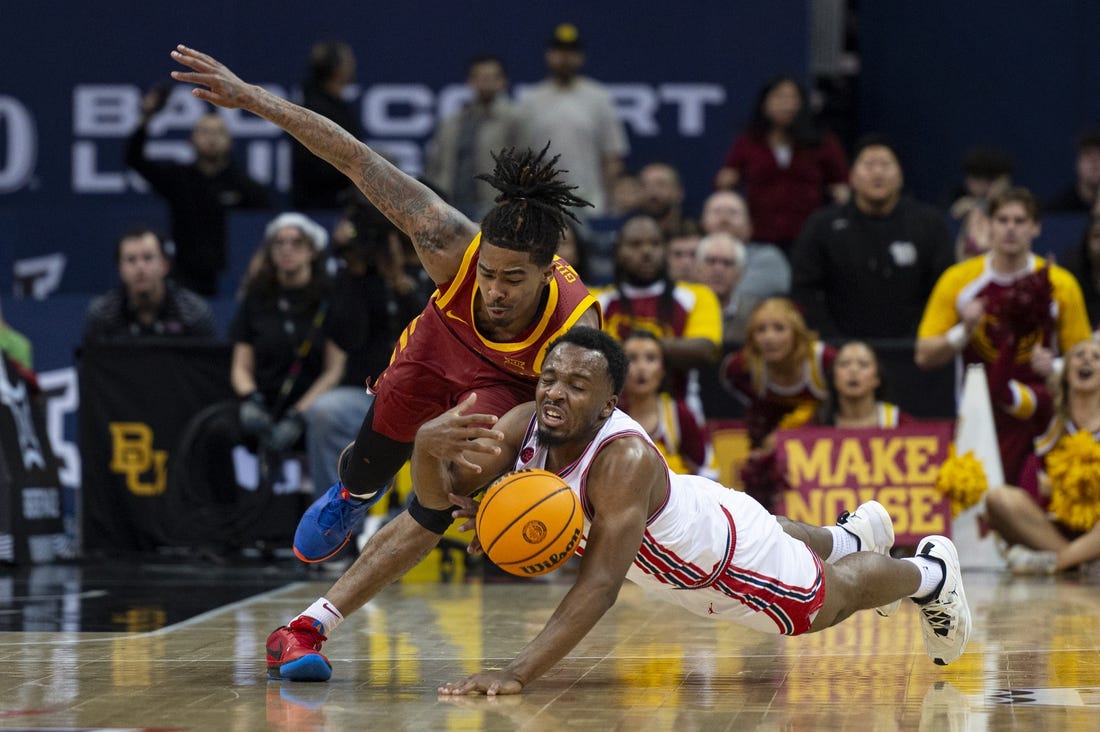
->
0, 1, 808, 296
5, 2, 1097, 298
859, 1, 1100, 207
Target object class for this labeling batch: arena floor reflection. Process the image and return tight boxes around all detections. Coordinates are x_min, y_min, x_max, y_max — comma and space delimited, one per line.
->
2, 556, 1100, 730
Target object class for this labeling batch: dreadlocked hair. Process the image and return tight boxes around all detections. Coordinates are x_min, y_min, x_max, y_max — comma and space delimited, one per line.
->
477, 143, 593, 267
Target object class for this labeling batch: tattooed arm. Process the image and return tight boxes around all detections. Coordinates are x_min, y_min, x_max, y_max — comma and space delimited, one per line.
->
170, 44, 476, 285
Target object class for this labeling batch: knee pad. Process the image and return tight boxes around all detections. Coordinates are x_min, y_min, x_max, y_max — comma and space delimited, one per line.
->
336, 441, 356, 484
408, 495, 458, 535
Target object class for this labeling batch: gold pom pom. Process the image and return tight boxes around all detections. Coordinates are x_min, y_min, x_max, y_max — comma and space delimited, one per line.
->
777, 401, 818, 430
1045, 431, 1100, 533
934, 445, 989, 518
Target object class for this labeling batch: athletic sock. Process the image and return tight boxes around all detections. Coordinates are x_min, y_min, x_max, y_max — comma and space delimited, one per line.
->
300, 597, 344, 636
825, 525, 859, 563
902, 556, 945, 601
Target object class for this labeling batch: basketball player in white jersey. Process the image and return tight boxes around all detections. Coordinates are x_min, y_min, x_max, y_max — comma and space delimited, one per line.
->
410, 326, 971, 696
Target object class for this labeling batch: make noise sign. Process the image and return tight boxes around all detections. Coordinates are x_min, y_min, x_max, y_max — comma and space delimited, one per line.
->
774, 423, 955, 545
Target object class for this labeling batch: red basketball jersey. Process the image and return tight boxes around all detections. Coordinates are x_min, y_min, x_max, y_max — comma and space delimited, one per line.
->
370, 233, 599, 442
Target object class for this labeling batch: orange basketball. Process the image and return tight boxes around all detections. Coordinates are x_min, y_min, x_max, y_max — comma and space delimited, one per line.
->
476, 468, 584, 577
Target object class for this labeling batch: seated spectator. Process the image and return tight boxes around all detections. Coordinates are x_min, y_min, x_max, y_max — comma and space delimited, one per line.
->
700, 190, 790, 305
83, 226, 215, 344
596, 215, 723, 420
1063, 215, 1100, 326
608, 171, 643, 217
636, 162, 698, 238
230, 213, 347, 458
819, 341, 912, 428
720, 297, 836, 510
302, 200, 433, 509
948, 147, 1014, 261
791, 134, 954, 340
714, 75, 849, 252
619, 330, 718, 479
985, 337, 1100, 574
1045, 132, 1100, 214
696, 232, 753, 346
666, 232, 701, 282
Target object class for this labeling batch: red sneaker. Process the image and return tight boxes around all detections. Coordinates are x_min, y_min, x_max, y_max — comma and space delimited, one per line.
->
266, 617, 332, 681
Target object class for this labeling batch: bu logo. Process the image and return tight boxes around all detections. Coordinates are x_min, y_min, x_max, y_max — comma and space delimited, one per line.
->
109, 422, 168, 496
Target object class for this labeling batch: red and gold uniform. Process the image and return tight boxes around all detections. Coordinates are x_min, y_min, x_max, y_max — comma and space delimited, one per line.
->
596, 280, 722, 409
370, 234, 599, 442
721, 341, 838, 441
646, 392, 719, 479
918, 253, 1089, 482
821, 402, 914, 428
1020, 417, 1100, 519
868, 401, 911, 428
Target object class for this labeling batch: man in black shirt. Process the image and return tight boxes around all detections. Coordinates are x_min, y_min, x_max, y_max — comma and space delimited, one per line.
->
291, 41, 365, 210
790, 135, 954, 339
126, 85, 272, 296
83, 226, 215, 343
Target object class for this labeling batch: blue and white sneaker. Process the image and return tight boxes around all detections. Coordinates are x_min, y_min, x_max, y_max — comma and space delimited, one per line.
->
293, 482, 386, 563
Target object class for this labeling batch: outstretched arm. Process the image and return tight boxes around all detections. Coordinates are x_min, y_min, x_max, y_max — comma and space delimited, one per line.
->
438, 438, 659, 696
170, 45, 477, 284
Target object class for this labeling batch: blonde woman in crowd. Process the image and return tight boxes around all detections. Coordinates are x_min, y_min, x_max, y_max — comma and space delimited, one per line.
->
720, 297, 835, 509
985, 337, 1100, 574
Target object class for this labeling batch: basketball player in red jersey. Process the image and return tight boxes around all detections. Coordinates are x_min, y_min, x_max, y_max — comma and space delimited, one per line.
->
171, 45, 600, 682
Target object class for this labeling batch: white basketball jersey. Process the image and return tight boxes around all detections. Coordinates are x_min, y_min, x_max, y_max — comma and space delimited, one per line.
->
513, 409, 823, 634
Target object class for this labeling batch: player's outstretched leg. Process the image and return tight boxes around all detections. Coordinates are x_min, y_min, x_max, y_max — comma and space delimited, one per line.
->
837, 500, 900, 616
913, 535, 971, 666
266, 617, 332, 681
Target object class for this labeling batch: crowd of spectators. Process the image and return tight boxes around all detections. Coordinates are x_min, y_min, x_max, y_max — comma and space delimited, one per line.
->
41, 21, 1100, 568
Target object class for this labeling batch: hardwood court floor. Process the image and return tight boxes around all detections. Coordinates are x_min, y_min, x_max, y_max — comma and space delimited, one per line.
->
3, 555, 1100, 731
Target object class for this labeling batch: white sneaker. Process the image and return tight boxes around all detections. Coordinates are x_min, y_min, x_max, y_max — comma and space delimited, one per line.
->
1005, 544, 1058, 575
838, 500, 900, 616
914, 535, 971, 666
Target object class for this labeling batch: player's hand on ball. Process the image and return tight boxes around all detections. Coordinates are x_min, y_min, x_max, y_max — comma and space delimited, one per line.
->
447, 492, 481, 535
416, 393, 504, 472
438, 669, 524, 696
447, 492, 484, 554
